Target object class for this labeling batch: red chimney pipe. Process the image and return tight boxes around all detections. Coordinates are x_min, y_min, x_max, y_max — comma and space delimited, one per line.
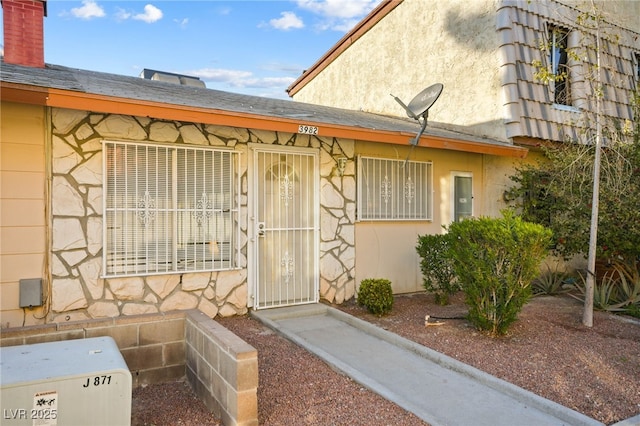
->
2, 0, 47, 68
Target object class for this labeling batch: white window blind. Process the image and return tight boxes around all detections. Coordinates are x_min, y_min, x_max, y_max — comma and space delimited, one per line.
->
104, 141, 238, 277
357, 156, 433, 221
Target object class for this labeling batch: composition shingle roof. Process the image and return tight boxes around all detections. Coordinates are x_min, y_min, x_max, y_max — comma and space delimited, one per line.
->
1, 60, 525, 155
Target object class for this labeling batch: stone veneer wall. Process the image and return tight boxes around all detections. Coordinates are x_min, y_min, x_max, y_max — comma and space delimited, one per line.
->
0, 309, 259, 426
48, 107, 355, 324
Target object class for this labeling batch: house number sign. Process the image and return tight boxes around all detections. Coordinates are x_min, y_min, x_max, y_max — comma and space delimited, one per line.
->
298, 125, 319, 135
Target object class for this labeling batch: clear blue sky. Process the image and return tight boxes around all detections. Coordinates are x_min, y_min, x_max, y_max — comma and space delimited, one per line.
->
1, 0, 382, 99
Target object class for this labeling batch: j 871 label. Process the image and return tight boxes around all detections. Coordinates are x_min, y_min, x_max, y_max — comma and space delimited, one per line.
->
83, 375, 112, 387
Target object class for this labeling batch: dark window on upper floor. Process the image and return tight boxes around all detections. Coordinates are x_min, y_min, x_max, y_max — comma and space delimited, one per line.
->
549, 25, 571, 106
635, 52, 640, 90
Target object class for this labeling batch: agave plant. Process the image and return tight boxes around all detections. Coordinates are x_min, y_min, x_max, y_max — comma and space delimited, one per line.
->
569, 270, 628, 312
612, 261, 640, 306
531, 264, 570, 296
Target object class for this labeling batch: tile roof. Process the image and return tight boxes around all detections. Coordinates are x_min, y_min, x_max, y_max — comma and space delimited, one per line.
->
499, 0, 639, 142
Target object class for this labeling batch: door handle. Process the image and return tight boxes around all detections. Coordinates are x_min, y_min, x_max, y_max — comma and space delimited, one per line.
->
257, 222, 265, 237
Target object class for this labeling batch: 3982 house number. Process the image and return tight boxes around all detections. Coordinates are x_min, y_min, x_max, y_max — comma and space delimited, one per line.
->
83, 375, 112, 387
298, 125, 318, 135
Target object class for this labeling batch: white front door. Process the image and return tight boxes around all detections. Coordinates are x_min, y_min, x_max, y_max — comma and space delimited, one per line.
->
251, 146, 319, 309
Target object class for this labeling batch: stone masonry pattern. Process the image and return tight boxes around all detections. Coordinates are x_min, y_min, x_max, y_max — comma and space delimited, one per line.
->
48, 108, 356, 323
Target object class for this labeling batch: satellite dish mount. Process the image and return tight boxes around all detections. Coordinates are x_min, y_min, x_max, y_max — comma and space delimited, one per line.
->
391, 83, 443, 146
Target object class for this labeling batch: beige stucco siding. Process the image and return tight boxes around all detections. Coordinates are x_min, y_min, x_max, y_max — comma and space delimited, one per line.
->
353, 140, 503, 294
294, 0, 508, 142
0, 102, 47, 327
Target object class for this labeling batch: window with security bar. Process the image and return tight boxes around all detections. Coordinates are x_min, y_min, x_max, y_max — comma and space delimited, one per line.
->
103, 141, 238, 277
357, 156, 433, 221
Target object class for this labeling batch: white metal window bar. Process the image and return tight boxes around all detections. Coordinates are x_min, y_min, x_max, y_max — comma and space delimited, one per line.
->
357, 156, 433, 221
103, 140, 239, 277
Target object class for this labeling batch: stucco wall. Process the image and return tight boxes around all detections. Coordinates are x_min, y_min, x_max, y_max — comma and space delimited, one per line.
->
0, 102, 48, 327
293, 0, 507, 142
352, 140, 519, 294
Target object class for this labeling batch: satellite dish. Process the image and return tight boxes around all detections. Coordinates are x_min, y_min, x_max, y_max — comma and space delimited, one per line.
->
406, 83, 443, 119
391, 83, 443, 146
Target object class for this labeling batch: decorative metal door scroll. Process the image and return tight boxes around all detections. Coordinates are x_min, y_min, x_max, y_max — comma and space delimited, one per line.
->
253, 148, 319, 309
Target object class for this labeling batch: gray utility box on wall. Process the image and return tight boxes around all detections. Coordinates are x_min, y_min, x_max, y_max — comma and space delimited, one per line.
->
1, 337, 132, 426
18, 278, 42, 308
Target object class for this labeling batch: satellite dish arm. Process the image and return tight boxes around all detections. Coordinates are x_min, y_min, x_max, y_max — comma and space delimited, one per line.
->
410, 112, 429, 146
390, 94, 419, 120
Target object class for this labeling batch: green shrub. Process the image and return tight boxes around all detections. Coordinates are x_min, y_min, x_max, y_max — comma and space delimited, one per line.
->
447, 210, 553, 336
357, 278, 394, 316
416, 233, 460, 305
624, 304, 640, 318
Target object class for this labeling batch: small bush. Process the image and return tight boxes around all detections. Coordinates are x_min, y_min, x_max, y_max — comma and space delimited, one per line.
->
357, 278, 394, 316
624, 304, 640, 318
416, 233, 460, 305
447, 210, 552, 336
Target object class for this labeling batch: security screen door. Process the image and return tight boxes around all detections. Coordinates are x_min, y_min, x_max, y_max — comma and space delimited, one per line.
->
253, 147, 318, 309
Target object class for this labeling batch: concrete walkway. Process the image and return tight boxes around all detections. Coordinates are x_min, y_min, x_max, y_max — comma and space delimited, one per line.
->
252, 303, 614, 426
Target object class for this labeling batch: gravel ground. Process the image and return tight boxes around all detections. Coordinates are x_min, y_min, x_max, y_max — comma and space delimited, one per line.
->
132, 293, 640, 425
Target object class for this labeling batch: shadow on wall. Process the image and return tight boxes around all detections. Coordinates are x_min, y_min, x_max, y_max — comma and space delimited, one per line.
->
444, 6, 496, 52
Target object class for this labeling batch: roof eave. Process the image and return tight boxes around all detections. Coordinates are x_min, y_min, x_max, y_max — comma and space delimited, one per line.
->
1, 81, 528, 159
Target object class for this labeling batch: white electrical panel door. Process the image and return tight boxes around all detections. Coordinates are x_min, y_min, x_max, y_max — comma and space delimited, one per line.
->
1, 336, 131, 426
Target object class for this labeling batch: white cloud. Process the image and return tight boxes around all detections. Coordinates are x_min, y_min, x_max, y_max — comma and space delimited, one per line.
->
114, 8, 131, 21
70, 0, 105, 20
189, 68, 253, 86
133, 4, 163, 23
295, 0, 381, 31
174, 18, 189, 29
322, 18, 363, 32
269, 11, 305, 31
188, 68, 295, 90
244, 76, 297, 89
296, 0, 380, 19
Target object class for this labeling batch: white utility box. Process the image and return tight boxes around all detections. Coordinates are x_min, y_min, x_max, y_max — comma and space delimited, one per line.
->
1, 336, 131, 426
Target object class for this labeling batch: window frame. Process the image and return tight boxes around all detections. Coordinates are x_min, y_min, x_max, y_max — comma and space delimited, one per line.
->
634, 52, 640, 91
451, 171, 473, 223
102, 140, 240, 278
356, 155, 433, 221
548, 24, 572, 106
